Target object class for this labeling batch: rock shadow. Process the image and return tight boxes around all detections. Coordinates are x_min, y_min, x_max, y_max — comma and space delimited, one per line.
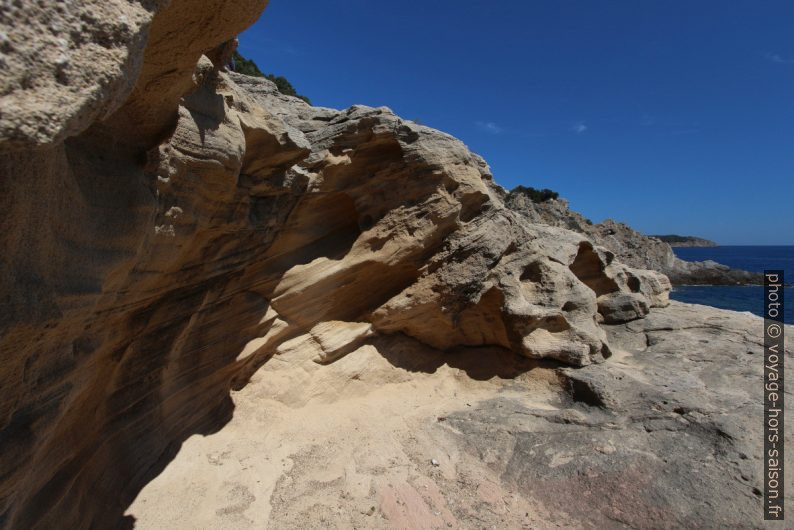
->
370, 333, 563, 382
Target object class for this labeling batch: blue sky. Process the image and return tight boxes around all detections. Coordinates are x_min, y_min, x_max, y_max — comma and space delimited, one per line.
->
240, 1, 794, 244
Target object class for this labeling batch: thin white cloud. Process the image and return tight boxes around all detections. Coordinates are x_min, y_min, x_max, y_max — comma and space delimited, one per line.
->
571, 121, 587, 134
475, 121, 503, 134
765, 52, 794, 64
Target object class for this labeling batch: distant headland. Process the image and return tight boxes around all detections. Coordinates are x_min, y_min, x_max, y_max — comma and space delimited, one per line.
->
650, 234, 718, 247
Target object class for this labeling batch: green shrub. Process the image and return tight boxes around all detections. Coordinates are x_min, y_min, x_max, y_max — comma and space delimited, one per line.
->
232, 51, 311, 104
232, 51, 264, 77
263, 74, 311, 104
508, 185, 560, 203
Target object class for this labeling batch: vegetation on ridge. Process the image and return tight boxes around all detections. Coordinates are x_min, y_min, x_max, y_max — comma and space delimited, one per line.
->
508, 185, 560, 204
232, 51, 311, 104
652, 234, 704, 243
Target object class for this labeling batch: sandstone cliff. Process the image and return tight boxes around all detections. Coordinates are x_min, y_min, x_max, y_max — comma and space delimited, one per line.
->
0, 2, 789, 529
505, 192, 765, 285
0, 2, 669, 526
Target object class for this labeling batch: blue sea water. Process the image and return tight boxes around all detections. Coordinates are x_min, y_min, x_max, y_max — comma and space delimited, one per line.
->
670, 246, 793, 324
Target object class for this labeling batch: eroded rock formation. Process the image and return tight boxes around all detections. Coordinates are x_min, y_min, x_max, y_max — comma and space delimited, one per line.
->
3, 1, 780, 529
1, 2, 272, 527
125, 302, 792, 528
505, 192, 765, 285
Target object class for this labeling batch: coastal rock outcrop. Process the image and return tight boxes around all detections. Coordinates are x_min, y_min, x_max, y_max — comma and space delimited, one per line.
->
126, 302, 793, 528
0, 2, 669, 527
505, 192, 765, 285
0, 1, 784, 529
1, 1, 275, 527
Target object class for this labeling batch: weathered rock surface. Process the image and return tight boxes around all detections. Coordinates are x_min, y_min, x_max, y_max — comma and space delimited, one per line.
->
505, 192, 765, 285
126, 302, 793, 528
0, 0, 163, 148
0, 1, 670, 525
0, 1, 785, 529
1, 1, 274, 528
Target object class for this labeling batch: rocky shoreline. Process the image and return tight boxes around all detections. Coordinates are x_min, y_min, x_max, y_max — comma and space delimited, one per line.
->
504, 192, 765, 285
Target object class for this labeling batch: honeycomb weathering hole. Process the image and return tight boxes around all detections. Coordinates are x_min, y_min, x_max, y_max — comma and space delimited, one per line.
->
569, 242, 619, 296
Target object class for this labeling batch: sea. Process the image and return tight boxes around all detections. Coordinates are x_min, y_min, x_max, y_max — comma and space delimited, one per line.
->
670, 246, 794, 324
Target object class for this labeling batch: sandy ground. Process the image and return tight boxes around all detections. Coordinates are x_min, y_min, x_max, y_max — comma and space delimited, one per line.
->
125, 335, 572, 529
125, 304, 793, 529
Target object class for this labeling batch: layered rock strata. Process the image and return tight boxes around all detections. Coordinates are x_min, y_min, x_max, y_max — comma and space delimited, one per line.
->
4, 1, 773, 529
